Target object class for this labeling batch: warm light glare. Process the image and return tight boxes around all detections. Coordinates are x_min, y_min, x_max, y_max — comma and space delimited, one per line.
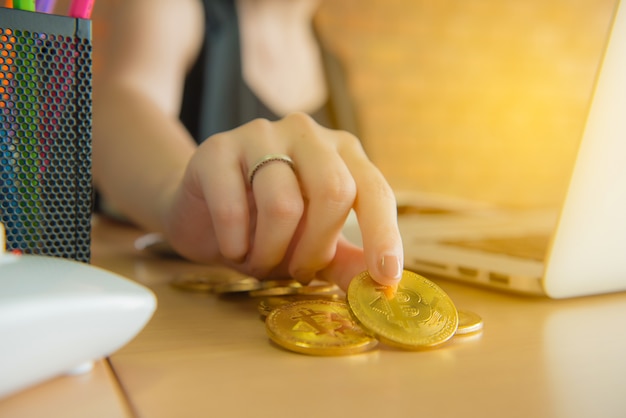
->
316, 0, 617, 208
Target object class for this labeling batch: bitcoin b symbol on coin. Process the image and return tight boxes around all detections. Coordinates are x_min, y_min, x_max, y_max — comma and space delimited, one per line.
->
370, 285, 438, 328
291, 308, 354, 338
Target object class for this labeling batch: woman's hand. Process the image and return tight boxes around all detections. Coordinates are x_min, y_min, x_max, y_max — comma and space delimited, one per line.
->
161, 113, 403, 291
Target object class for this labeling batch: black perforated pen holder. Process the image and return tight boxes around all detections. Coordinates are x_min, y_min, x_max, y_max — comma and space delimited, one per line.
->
0, 8, 93, 262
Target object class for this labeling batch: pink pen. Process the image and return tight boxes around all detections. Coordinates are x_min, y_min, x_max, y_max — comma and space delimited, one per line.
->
68, 0, 94, 19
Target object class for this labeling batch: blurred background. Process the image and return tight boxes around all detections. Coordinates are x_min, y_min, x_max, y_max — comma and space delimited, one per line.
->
315, 0, 618, 209
58, 0, 620, 209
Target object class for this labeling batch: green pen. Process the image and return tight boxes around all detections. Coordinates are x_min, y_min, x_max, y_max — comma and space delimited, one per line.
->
13, 0, 36, 11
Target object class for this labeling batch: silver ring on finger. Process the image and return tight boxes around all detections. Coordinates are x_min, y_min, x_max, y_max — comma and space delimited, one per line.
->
248, 154, 295, 185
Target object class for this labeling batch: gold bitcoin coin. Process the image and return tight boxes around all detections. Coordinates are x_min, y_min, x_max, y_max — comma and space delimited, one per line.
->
265, 300, 378, 356
170, 273, 217, 292
347, 270, 458, 350
262, 279, 302, 289
258, 294, 341, 318
250, 286, 299, 297
296, 282, 339, 295
212, 276, 261, 294
170, 269, 246, 293
248, 279, 301, 297
456, 310, 484, 335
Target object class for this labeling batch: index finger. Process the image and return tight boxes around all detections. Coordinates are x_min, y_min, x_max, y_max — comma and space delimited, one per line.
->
336, 132, 404, 286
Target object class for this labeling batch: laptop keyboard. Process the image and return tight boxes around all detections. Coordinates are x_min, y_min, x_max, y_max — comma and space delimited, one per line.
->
443, 235, 550, 261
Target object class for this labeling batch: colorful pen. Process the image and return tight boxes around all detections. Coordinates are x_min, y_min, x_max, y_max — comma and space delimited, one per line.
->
5, 0, 14, 8
12, 0, 35, 11
68, 0, 94, 19
35, 0, 56, 13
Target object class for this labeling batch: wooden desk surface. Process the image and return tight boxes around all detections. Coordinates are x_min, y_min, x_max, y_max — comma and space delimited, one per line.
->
94, 217, 626, 418
3, 216, 626, 418
0, 359, 132, 418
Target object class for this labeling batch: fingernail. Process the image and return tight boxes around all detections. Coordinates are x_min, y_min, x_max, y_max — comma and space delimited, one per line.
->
380, 254, 402, 280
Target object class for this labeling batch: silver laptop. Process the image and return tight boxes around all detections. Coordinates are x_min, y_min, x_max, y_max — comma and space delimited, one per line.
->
400, 0, 626, 298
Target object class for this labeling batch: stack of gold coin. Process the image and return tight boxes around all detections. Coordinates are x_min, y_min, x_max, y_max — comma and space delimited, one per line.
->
248, 280, 302, 297
346, 270, 459, 350
170, 267, 481, 354
170, 269, 340, 298
170, 270, 257, 293
263, 270, 483, 355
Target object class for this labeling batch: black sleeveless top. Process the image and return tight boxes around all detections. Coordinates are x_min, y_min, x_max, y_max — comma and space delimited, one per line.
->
178, 0, 359, 142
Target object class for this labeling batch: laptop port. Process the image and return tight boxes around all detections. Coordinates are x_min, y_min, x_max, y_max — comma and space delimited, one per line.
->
458, 266, 478, 278
412, 259, 447, 270
488, 272, 510, 285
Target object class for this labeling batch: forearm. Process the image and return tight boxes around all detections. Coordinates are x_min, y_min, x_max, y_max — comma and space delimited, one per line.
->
92, 80, 196, 232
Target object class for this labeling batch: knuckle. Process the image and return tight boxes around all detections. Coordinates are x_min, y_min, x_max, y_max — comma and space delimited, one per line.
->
284, 111, 317, 128
282, 112, 321, 140
318, 173, 357, 210
334, 130, 363, 152
242, 118, 279, 148
201, 132, 231, 155
246, 117, 274, 136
